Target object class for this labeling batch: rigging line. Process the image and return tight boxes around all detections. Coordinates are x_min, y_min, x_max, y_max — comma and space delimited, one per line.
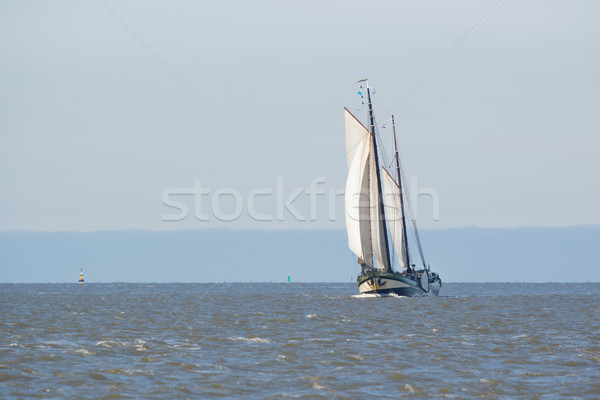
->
372, 96, 395, 132
371, 98, 392, 166
387, 154, 396, 170
373, 123, 392, 173
396, 147, 427, 268
396, 296, 501, 400
345, 245, 360, 276
411, 218, 428, 268
379, 0, 504, 122
98, 244, 257, 400
98, 0, 260, 160
403, 178, 427, 267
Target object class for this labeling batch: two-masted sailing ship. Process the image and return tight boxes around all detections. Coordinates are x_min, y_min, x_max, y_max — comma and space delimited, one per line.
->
345, 79, 441, 296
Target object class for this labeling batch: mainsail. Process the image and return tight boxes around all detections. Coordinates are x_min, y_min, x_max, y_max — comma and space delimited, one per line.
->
344, 107, 391, 272
345, 132, 373, 268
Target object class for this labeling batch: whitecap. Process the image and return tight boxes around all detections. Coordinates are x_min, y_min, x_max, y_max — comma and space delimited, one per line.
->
347, 354, 364, 361
96, 340, 123, 348
351, 293, 378, 298
75, 348, 92, 356
227, 336, 271, 344
352, 293, 407, 299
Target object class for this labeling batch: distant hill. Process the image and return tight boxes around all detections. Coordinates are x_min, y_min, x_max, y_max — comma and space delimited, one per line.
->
0, 226, 598, 283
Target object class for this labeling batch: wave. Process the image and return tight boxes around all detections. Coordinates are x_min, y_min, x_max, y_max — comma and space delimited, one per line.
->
227, 336, 271, 344
351, 292, 408, 299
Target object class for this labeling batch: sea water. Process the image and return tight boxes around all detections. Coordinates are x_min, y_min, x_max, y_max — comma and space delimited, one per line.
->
1, 282, 599, 399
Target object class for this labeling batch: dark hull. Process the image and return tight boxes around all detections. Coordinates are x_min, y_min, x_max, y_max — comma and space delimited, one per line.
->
357, 270, 441, 297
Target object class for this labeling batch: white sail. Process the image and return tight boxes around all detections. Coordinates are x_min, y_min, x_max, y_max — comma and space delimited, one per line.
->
381, 168, 408, 270
420, 270, 430, 293
369, 154, 391, 272
344, 135, 373, 268
344, 108, 370, 169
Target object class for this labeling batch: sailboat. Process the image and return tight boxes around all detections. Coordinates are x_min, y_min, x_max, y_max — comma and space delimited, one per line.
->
344, 79, 442, 296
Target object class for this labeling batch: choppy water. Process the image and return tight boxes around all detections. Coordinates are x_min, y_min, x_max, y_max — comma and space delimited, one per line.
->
1, 283, 599, 399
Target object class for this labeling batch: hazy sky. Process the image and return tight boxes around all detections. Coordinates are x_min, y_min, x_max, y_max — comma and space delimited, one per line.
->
1, 0, 599, 232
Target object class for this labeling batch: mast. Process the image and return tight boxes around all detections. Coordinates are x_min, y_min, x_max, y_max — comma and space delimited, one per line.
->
392, 115, 411, 271
366, 85, 392, 271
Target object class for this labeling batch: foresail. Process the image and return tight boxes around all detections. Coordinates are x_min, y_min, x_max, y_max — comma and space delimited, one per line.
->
382, 168, 408, 270
344, 108, 370, 169
369, 156, 391, 272
344, 136, 373, 268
